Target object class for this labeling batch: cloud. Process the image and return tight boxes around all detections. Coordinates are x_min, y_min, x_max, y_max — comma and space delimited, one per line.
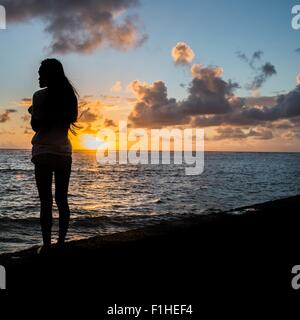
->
99, 94, 135, 109
295, 48, 300, 53
127, 53, 300, 140
243, 96, 277, 107
256, 87, 300, 120
111, 81, 123, 93
78, 97, 102, 123
21, 114, 31, 122
81, 123, 99, 134
192, 85, 300, 127
183, 64, 237, 115
128, 80, 189, 127
291, 116, 300, 125
0, 130, 15, 135
78, 108, 99, 123
104, 119, 117, 127
127, 46, 300, 143
237, 50, 276, 91
191, 64, 223, 78
171, 42, 195, 65
297, 74, 300, 84
3, 0, 147, 54
236, 50, 263, 69
267, 120, 294, 130
24, 126, 32, 134
247, 62, 277, 91
0, 109, 17, 123
19, 98, 32, 107
128, 64, 240, 127
212, 127, 273, 140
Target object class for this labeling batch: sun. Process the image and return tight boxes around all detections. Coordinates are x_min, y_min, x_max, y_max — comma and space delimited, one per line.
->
79, 134, 108, 150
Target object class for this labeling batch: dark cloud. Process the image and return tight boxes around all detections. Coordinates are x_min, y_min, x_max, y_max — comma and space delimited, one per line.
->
192, 86, 300, 127
128, 65, 242, 128
128, 80, 189, 127
244, 96, 277, 107
291, 116, 300, 124
248, 62, 277, 91
212, 127, 273, 140
237, 50, 276, 91
0, 109, 17, 123
127, 43, 299, 142
128, 55, 300, 138
3, 0, 147, 54
183, 64, 237, 115
295, 48, 300, 53
236, 50, 263, 69
267, 120, 294, 130
259, 87, 300, 119
227, 80, 240, 91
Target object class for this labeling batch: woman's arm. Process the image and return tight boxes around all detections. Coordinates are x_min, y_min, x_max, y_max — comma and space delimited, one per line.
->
28, 105, 40, 132
29, 90, 53, 132
30, 116, 41, 132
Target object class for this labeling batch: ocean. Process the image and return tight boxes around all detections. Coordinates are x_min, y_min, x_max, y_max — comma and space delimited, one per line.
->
1, 149, 300, 254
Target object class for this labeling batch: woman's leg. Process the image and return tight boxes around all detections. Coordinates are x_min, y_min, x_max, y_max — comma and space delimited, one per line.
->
54, 157, 72, 244
34, 163, 53, 247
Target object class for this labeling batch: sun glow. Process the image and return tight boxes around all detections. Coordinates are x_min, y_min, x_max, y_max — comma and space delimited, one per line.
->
79, 134, 108, 150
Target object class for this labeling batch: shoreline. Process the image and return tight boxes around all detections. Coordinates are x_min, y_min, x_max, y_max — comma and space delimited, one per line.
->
0, 195, 300, 263
1, 194, 299, 259
1, 194, 300, 297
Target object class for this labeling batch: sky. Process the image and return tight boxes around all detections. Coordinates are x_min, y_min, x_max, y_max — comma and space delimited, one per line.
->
0, 0, 300, 151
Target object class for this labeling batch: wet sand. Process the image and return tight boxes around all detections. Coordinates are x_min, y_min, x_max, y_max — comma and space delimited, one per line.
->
1, 195, 299, 301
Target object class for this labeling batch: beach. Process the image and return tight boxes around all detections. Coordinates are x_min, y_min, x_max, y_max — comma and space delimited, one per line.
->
1, 195, 299, 301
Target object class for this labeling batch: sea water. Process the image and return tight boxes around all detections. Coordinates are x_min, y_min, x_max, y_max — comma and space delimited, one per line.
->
0, 149, 300, 253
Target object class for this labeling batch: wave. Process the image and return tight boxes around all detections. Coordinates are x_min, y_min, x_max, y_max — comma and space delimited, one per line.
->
0, 168, 34, 173
0, 211, 190, 229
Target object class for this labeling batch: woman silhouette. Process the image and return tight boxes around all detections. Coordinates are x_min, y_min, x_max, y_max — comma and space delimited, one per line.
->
29, 59, 78, 252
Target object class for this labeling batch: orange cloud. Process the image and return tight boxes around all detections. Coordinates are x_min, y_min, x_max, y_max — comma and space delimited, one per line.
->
19, 98, 32, 107
171, 42, 195, 65
0, 109, 17, 123
111, 81, 123, 93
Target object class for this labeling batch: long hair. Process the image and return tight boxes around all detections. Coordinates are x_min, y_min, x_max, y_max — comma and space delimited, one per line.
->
39, 58, 79, 135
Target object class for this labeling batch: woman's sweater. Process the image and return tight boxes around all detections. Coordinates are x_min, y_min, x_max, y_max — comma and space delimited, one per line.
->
29, 88, 72, 159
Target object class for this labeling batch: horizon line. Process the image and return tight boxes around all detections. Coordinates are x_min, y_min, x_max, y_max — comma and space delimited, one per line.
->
0, 148, 300, 154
